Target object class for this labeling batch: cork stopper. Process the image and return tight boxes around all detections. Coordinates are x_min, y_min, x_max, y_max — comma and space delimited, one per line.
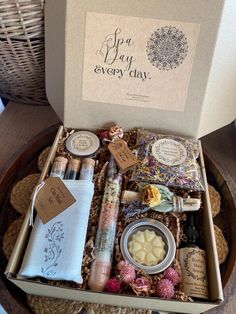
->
82, 158, 95, 167
54, 156, 68, 164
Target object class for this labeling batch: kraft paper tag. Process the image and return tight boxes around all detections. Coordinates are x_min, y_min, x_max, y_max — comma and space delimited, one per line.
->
108, 139, 139, 172
34, 177, 76, 224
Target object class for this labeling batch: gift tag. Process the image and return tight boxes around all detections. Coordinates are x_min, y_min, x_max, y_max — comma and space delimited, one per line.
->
108, 139, 139, 172
34, 177, 76, 224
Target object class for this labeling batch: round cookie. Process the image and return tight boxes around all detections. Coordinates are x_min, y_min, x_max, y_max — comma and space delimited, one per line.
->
214, 225, 229, 264
10, 173, 41, 214
27, 295, 84, 314
3, 216, 24, 260
38, 146, 51, 172
208, 185, 221, 217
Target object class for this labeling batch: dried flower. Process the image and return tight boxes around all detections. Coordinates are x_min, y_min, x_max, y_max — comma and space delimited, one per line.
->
117, 261, 136, 284
130, 276, 152, 295
156, 279, 175, 299
106, 277, 122, 293
109, 125, 124, 140
164, 267, 180, 286
141, 184, 161, 208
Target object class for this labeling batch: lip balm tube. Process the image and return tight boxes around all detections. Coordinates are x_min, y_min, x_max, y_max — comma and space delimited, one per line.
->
79, 158, 95, 181
64, 158, 81, 180
88, 156, 122, 291
50, 156, 68, 179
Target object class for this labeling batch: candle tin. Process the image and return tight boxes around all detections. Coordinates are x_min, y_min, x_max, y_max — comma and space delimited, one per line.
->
66, 131, 100, 157
120, 218, 176, 274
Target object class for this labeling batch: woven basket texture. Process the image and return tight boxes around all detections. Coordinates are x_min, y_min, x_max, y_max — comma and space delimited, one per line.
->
0, 0, 48, 105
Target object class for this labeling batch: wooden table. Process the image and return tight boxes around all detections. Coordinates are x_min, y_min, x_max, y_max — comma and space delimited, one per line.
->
0, 101, 235, 314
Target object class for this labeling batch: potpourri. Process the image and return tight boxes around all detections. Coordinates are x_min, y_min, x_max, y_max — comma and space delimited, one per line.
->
131, 129, 204, 191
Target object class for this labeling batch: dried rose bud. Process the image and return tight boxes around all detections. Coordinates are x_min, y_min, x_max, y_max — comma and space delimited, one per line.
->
156, 279, 175, 299
109, 125, 124, 140
99, 130, 110, 140
141, 184, 161, 208
130, 276, 152, 295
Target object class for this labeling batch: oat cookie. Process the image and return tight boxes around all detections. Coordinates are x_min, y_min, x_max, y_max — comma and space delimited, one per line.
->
208, 185, 221, 217
10, 173, 41, 214
214, 224, 229, 264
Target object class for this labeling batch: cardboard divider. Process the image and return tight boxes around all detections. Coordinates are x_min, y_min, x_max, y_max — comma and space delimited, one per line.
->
199, 142, 223, 302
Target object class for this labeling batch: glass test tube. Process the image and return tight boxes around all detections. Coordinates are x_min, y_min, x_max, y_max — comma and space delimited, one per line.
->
50, 156, 68, 178
64, 158, 81, 180
88, 156, 122, 291
79, 158, 95, 181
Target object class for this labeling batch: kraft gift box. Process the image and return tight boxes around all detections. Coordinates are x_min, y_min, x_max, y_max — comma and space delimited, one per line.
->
6, 0, 236, 312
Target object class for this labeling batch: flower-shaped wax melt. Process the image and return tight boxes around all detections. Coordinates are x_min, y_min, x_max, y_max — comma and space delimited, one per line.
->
120, 219, 176, 274
128, 229, 166, 266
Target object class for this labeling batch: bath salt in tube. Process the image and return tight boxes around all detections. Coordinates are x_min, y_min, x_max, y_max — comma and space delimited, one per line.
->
50, 156, 68, 178
79, 158, 95, 181
64, 158, 81, 180
88, 156, 122, 291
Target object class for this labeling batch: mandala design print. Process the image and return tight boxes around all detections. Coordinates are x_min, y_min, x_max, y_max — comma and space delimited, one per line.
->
146, 26, 188, 70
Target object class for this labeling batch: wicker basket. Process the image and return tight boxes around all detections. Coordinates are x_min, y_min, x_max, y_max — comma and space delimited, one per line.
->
0, 0, 48, 105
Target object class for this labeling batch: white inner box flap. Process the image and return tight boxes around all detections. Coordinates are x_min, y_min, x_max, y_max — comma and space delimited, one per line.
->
45, 0, 235, 138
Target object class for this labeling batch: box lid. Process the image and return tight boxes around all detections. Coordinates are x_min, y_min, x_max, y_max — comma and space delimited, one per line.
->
45, 0, 235, 138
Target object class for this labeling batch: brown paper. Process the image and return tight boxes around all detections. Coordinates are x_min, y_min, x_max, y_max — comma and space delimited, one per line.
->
108, 139, 139, 171
34, 177, 76, 224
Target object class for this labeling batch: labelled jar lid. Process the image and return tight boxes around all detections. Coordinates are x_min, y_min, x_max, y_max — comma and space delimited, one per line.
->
66, 131, 100, 157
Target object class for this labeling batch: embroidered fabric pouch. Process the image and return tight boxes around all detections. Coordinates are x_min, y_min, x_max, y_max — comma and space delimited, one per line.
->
18, 179, 94, 283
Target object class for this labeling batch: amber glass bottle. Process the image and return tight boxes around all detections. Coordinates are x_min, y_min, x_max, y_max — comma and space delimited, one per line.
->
178, 213, 208, 299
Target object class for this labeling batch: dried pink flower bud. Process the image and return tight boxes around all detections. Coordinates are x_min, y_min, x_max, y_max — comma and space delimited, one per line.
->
164, 267, 180, 286
156, 279, 175, 299
117, 261, 136, 284
106, 277, 122, 293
